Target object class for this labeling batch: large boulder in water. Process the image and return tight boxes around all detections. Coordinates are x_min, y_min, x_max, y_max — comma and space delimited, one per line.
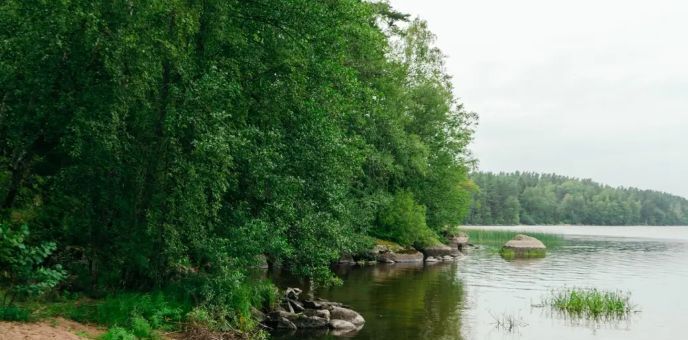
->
500, 234, 546, 259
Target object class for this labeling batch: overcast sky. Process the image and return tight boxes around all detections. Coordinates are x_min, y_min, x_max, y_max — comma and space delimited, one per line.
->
389, 0, 688, 197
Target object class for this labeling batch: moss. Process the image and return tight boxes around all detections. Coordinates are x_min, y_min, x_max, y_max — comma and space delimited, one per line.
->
374, 239, 405, 253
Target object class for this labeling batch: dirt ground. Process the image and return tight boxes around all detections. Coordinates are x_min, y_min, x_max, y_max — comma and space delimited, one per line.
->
0, 317, 104, 340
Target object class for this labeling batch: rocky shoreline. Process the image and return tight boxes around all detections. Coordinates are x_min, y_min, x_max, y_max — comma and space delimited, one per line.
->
262, 288, 365, 337
338, 233, 472, 266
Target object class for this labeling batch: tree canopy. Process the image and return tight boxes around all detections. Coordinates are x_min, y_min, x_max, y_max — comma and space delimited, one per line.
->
0, 0, 475, 305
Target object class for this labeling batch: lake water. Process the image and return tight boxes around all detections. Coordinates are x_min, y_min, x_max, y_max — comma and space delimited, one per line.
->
275, 226, 688, 340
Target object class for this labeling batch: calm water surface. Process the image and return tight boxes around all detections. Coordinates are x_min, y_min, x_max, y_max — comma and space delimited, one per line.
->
276, 226, 688, 340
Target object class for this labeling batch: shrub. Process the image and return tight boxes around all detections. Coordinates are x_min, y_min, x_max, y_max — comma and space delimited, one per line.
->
99, 327, 136, 340
0, 305, 31, 321
376, 191, 439, 247
0, 222, 66, 307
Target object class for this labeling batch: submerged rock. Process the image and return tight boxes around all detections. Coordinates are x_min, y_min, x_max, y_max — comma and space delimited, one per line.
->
500, 234, 547, 259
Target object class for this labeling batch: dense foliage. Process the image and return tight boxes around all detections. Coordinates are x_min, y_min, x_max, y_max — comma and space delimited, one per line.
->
466, 172, 688, 225
0, 0, 475, 330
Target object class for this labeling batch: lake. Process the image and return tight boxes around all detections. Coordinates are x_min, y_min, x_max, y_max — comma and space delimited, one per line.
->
274, 226, 688, 340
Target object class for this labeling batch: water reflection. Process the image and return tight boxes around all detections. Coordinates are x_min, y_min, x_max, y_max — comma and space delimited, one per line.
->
273, 226, 688, 340
274, 262, 464, 340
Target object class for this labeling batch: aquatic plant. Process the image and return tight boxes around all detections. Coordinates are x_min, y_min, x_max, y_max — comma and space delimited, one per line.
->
490, 312, 527, 333
546, 288, 636, 319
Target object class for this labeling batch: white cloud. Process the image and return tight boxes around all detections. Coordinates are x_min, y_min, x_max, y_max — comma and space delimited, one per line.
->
390, 0, 688, 197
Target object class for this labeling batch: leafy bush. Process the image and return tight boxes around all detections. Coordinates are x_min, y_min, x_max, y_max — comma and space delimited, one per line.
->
0, 222, 66, 307
0, 305, 30, 321
99, 327, 137, 340
376, 191, 439, 247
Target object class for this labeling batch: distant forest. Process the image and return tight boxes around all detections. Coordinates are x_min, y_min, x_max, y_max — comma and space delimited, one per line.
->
465, 172, 688, 226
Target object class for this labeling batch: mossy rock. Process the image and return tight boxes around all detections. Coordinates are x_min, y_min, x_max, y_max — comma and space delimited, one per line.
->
500, 234, 547, 259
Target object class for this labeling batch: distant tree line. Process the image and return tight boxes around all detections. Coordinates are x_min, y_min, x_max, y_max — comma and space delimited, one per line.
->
465, 172, 688, 226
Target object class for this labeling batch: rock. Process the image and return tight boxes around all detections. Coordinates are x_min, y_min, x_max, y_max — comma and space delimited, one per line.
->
329, 306, 365, 326
291, 315, 329, 329
270, 311, 299, 329
375, 249, 423, 263
304, 299, 343, 309
303, 300, 324, 309
285, 287, 302, 300
391, 250, 424, 263
338, 254, 356, 265
304, 308, 330, 320
329, 319, 358, 331
251, 307, 266, 323
447, 232, 470, 251
441, 255, 453, 261
419, 243, 460, 257
276, 317, 297, 330
500, 234, 547, 259
425, 256, 439, 262
288, 299, 305, 312
376, 251, 396, 263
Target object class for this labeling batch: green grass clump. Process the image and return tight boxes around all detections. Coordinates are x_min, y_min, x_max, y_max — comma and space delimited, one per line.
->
547, 288, 635, 319
463, 229, 564, 248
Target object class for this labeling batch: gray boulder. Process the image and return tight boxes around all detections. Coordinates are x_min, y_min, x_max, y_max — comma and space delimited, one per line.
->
419, 243, 460, 257
337, 254, 356, 265
500, 234, 547, 259
291, 315, 329, 329
304, 308, 330, 320
447, 232, 470, 251
329, 319, 358, 331
329, 306, 365, 326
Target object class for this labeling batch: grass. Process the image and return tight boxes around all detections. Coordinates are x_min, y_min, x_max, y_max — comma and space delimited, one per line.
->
462, 228, 565, 248
545, 288, 636, 319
